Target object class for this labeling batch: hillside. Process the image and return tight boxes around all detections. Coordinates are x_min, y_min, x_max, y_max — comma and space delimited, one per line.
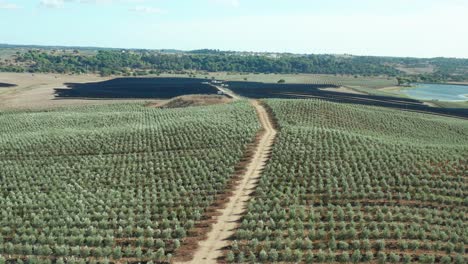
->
229, 99, 467, 263
1, 44, 467, 82
0, 94, 466, 263
0, 101, 260, 263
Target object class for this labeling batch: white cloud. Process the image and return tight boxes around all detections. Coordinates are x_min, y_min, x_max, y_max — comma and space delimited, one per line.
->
130, 6, 163, 14
40, 0, 65, 8
0, 0, 21, 9
209, 0, 240, 8
39, 0, 154, 8
79, 0, 113, 4
133, 5, 468, 58
78, 0, 148, 4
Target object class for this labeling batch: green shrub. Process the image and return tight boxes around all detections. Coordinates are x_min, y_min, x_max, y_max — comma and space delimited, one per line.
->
226, 251, 235, 263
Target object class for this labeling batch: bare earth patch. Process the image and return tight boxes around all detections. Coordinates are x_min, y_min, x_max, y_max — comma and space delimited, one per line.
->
379, 86, 404, 92
319, 86, 366, 95
151, 95, 232, 108
395, 65, 435, 74
423, 101, 439, 107
0, 73, 161, 109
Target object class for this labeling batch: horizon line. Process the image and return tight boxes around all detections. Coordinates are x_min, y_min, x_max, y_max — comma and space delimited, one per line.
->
1, 42, 467, 60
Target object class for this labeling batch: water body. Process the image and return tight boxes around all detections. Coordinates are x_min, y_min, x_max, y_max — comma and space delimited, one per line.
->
399, 83, 468, 102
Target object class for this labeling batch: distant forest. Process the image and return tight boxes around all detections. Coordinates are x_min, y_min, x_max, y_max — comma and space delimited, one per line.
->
1, 46, 467, 82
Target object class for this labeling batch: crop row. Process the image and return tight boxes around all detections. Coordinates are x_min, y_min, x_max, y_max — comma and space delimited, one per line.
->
0, 101, 260, 263
228, 99, 468, 263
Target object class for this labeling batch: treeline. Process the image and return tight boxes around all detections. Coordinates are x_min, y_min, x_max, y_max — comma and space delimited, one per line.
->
399, 72, 468, 84
375, 56, 468, 82
2, 49, 468, 82
2, 50, 401, 76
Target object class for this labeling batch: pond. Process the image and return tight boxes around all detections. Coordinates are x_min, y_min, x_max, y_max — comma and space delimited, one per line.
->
399, 83, 468, 102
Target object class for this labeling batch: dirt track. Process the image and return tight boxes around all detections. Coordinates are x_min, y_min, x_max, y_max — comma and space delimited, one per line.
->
209, 84, 240, 100
180, 100, 276, 264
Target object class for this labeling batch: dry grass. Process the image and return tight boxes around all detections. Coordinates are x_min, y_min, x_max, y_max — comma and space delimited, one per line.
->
447, 81, 468, 85
0, 73, 161, 109
422, 101, 439, 108
319, 86, 366, 95
395, 65, 435, 74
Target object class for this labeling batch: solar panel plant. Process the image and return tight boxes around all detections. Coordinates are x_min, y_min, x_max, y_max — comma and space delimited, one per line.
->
0, 82, 16, 88
0, 101, 260, 263
55, 78, 219, 99
227, 99, 468, 263
226, 81, 468, 119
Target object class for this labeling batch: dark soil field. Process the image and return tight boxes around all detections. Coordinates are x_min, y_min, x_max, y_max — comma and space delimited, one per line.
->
227, 81, 468, 119
55, 78, 219, 99
0, 82, 16, 88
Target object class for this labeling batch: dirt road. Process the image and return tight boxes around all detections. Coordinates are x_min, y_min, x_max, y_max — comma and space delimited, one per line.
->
209, 84, 240, 100
180, 100, 277, 263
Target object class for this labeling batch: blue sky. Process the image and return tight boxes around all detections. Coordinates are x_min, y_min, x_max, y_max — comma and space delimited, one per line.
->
1, 0, 467, 58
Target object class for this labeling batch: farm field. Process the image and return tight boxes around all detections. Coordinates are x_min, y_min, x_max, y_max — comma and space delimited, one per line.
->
155, 95, 232, 108
228, 99, 468, 263
226, 82, 468, 119
0, 101, 260, 263
0, 74, 221, 109
0, 73, 121, 109
431, 101, 468, 109
2, 3, 468, 264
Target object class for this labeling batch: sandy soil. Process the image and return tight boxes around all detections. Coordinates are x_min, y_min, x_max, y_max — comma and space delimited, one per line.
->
319, 86, 365, 95
180, 100, 276, 264
379, 86, 404, 92
0, 73, 161, 109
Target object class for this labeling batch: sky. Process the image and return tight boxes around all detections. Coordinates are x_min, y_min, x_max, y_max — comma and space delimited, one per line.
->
0, 0, 467, 58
